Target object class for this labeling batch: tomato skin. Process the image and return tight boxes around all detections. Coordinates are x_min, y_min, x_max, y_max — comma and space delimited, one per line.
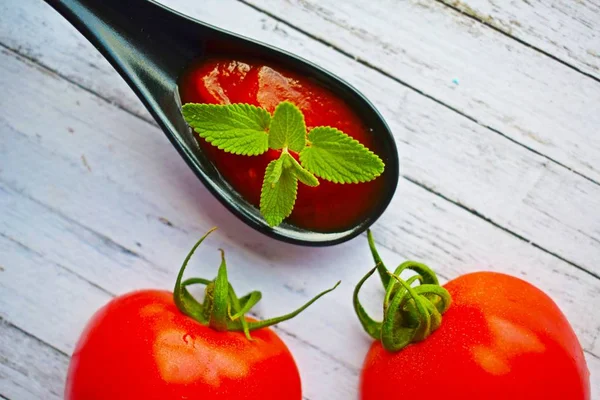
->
360, 272, 590, 400
65, 290, 301, 400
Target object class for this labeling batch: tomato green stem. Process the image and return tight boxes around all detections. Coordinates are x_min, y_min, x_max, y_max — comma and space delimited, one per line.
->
353, 230, 452, 352
367, 230, 389, 288
173, 228, 340, 339
229, 291, 262, 321
208, 249, 230, 331
243, 280, 340, 332
174, 229, 215, 325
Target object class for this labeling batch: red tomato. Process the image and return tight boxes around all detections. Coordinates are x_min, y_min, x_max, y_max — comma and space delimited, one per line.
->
360, 271, 590, 399
63, 229, 335, 400
65, 289, 301, 399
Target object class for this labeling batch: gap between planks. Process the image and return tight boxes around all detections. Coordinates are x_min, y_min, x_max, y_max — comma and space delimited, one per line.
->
1, 42, 597, 282
434, 0, 600, 84
402, 176, 600, 281
1, 317, 70, 359
0, 43, 155, 127
237, 0, 600, 188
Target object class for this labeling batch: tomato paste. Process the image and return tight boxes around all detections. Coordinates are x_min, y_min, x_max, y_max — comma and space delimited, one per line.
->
179, 59, 385, 232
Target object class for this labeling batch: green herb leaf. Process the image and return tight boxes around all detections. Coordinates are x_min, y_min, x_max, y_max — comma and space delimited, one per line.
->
182, 103, 270, 156
300, 127, 385, 183
268, 156, 285, 184
182, 101, 384, 226
268, 101, 306, 153
260, 158, 298, 227
283, 153, 319, 187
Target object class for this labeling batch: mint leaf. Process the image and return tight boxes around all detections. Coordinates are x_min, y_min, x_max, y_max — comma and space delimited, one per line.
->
282, 153, 319, 187
268, 101, 306, 153
269, 156, 284, 184
300, 127, 384, 184
182, 103, 270, 156
260, 158, 298, 227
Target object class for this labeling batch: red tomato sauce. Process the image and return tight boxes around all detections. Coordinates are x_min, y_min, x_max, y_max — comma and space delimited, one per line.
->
179, 59, 385, 232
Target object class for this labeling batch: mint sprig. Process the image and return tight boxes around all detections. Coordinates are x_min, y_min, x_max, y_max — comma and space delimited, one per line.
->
182, 101, 385, 227
286, 153, 319, 187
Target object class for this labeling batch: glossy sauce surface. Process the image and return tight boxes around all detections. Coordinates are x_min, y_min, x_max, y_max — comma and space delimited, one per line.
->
179, 59, 385, 232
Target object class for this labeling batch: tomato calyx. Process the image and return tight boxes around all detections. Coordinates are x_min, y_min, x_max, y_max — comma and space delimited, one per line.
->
353, 230, 452, 352
174, 227, 340, 340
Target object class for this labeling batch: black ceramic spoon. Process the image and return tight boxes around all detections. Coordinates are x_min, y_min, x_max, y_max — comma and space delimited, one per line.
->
43, 0, 399, 246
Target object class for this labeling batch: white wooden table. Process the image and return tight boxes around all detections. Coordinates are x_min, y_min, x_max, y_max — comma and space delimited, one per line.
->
1, 0, 599, 398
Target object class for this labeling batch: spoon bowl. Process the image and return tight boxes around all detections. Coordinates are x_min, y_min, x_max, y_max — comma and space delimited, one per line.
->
44, 0, 399, 246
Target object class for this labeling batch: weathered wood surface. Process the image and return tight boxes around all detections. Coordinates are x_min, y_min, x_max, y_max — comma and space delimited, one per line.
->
1, 0, 599, 277
1, 47, 599, 398
438, 0, 600, 80
0, 319, 68, 400
1, 0, 599, 399
244, 0, 600, 184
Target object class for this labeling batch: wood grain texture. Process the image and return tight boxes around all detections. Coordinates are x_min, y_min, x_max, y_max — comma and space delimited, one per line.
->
438, 0, 600, 80
1, 48, 599, 398
1, 0, 599, 398
1, 0, 598, 277
243, 0, 600, 184
0, 319, 68, 400
0, 0, 149, 120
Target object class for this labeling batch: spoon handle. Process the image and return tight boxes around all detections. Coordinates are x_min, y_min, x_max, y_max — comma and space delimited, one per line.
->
43, 0, 221, 138
44, 0, 206, 79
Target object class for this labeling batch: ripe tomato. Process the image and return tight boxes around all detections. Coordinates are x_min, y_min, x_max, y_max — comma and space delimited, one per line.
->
65, 229, 338, 399
356, 232, 590, 400
65, 290, 301, 399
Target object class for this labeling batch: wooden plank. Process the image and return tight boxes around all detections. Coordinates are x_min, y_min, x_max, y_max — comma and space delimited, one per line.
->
589, 353, 600, 399
241, 0, 600, 183
0, 235, 111, 356
0, 319, 68, 400
438, 0, 600, 80
0, 0, 149, 120
1, 0, 598, 277
1, 48, 599, 365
